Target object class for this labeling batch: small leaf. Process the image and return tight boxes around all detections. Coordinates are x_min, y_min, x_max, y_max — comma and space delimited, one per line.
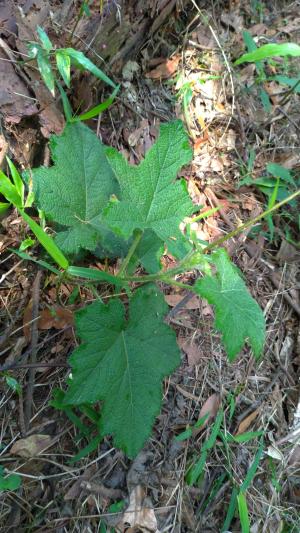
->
0, 473, 22, 492
0, 170, 22, 207
27, 42, 41, 59
19, 237, 35, 252
37, 26, 53, 51
193, 248, 265, 360
63, 48, 116, 88
6, 158, 24, 204
63, 284, 181, 457
56, 51, 71, 87
37, 49, 55, 95
235, 42, 300, 65
71, 85, 119, 122
266, 163, 295, 185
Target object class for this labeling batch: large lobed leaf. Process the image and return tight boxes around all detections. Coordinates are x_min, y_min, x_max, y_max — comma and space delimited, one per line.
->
30, 122, 118, 254
103, 120, 194, 241
63, 285, 181, 457
193, 249, 265, 360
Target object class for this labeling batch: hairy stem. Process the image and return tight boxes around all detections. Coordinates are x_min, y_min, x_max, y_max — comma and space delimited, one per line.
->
118, 229, 143, 277
203, 188, 300, 253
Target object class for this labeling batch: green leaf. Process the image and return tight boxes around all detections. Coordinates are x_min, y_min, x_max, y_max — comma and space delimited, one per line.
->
104, 120, 194, 242
0, 170, 22, 208
63, 48, 116, 89
235, 42, 300, 65
19, 210, 69, 269
193, 249, 265, 360
30, 122, 118, 254
131, 230, 164, 274
6, 158, 24, 203
271, 75, 300, 93
266, 163, 295, 185
237, 492, 250, 533
0, 472, 22, 492
0, 202, 10, 216
37, 49, 55, 95
56, 51, 71, 87
56, 81, 73, 121
37, 26, 53, 51
63, 284, 181, 457
71, 85, 119, 122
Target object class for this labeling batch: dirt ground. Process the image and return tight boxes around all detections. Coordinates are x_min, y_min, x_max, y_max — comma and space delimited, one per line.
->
0, 1, 300, 531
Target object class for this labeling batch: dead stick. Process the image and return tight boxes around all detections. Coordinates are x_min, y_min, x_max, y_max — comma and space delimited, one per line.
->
24, 270, 42, 431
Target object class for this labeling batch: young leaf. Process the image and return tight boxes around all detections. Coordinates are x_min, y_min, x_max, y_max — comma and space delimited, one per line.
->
104, 120, 194, 242
0, 170, 22, 208
63, 48, 116, 89
37, 49, 55, 95
6, 157, 24, 204
193, 249, 265, 360
30, 122, 118, 254
71, 85, 119, 122
56, 51, 71, 87
19, 210, 69, 270
235, 42, 300, 65
0, 202, 10, 215
37, 26, 53, 51
63, 284, 181, 457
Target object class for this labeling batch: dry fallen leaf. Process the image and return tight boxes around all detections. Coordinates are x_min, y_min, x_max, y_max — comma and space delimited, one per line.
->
180, 339, 203, 367
10, 434, 53, 458
235, 408, 260, 436
145, 55, 180, 80
38, 306, 74, 330
164, 294, 200, 309
193, 393, 221, 436
23, 303, 74, 340
116, 485, 158, 533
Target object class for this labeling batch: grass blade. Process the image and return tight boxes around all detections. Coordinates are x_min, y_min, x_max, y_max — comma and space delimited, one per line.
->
19, 210, 69, 270
240, 438, 264, 492
56, 81, 73, 121
222, 486, 238, 532
237, 492, 250, 533
71, 85, 119, 122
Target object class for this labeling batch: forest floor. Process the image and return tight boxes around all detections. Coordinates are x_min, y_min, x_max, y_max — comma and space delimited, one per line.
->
0, 1, 300, 532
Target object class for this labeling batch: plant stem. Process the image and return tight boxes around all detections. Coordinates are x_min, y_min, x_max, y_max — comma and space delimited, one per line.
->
203, 188, 300, 253
118, 230, 143, 277
123, 189, 300, 283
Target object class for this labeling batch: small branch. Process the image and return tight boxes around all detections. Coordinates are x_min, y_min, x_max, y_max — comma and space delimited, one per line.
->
24, 270, 42, 431
203, 189, 300, 253
118, 229, 143, 277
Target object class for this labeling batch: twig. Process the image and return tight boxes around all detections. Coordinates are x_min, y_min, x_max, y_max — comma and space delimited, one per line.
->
0, 288, 29, 348
80, 480, 124, 499
24, 270, 42, 431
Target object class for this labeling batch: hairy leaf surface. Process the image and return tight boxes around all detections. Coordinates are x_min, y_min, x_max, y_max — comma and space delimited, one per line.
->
104, 120, 194, 241
30, 122, 118, 254
63, 285, 181, 457
194, 249, 265, 360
